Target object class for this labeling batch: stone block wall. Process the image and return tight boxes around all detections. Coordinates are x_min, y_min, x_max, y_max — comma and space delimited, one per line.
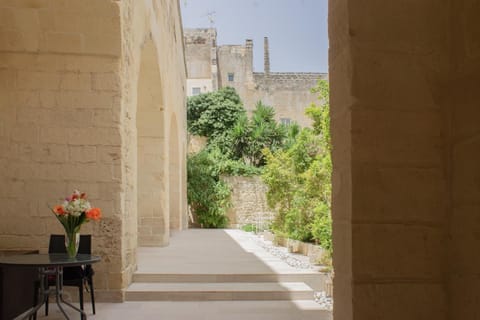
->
330, 0, 480, 319
0, 0, 124, 301
0, 0, 187, 302
248, 72, 328, 127
222, 176, 274, 229
184, 28, 216, 79
448, 1, 480, 317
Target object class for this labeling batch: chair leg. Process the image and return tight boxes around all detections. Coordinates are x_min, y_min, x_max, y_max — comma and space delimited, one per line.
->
88, 277, 96, 314
44, 276, 50, 316
79, 283, 84, 320
31, 281, 38, 320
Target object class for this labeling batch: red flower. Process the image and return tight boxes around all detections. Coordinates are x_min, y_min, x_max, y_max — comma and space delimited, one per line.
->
86, 207, 101, 221
53, 205, 66, 215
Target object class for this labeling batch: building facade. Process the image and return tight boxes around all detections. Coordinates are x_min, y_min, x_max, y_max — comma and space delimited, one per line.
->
184, 28, 327, 127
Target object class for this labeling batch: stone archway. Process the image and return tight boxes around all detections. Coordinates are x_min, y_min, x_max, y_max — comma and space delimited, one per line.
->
168, 114, 182, 230
136, 38, 169, 247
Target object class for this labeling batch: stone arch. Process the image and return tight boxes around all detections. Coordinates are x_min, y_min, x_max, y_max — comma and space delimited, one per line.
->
136, 37, 169, 247
168, 113, 182, 230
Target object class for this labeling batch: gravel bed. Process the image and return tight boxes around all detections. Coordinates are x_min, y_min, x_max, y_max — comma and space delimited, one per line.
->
245, 231, 333, 311
248, 232, 313, 270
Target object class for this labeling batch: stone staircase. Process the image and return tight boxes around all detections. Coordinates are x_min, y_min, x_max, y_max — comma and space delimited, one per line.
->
126, 272, 322, 301
125, 229, 328, 303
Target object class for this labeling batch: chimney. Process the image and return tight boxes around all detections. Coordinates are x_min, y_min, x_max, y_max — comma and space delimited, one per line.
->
245, 39, 254, 81
264, 37, 270, 76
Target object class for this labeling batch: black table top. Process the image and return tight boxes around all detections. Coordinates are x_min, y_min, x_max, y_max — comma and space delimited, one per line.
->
0, 254, 101, 267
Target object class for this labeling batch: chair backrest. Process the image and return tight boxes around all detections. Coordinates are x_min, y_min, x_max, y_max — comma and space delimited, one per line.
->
48, 235, 92, 254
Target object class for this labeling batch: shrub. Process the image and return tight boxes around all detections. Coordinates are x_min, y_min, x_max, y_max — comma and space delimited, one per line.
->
187, 150, 230, 228
262, 80, 332, 254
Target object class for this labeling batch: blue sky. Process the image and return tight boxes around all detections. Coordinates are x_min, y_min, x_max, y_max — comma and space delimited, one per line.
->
180, 0, 328, 73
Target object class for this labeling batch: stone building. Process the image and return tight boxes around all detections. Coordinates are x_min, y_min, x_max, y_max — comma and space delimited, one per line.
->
0, 1, 480, 319
0, 0, 187, 301
184, 28, 327, 127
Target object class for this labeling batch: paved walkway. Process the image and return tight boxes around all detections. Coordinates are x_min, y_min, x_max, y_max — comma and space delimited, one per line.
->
38, 229, 332, 320
136, 229, 320, 275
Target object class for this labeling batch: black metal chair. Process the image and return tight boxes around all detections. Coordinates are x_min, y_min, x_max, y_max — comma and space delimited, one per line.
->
33, 234, 96, 320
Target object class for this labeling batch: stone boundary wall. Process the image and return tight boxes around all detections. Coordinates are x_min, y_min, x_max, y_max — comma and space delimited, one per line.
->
253, 72, 327, 90
222, 175, 274, 229
188, 135, 207, 154
254, 72, 328, 80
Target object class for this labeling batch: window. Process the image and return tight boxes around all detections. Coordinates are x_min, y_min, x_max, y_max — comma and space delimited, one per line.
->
227, 73, 234, 82
280, 118, 291, 125
192, 87, 201, 96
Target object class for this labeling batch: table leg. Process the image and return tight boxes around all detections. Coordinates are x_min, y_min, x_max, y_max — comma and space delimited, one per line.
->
55, 266, 87, 320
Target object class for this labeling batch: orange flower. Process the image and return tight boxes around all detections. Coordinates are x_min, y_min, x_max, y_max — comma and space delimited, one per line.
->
86, 207, 101, 221
53, 205, 66, 215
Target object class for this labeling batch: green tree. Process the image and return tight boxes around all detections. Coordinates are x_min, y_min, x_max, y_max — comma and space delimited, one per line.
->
187, 87, 245, 138
227, 101, 287, 167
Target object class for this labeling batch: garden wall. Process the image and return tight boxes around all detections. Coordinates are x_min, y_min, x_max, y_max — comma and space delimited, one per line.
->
222, 175, 274, 229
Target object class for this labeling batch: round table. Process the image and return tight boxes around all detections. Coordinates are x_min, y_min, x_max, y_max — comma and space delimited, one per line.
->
0, 253, 101, 320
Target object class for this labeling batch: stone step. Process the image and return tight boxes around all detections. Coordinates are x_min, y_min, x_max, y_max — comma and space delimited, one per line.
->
132, 272, 325, 284
125, 282, 314, 301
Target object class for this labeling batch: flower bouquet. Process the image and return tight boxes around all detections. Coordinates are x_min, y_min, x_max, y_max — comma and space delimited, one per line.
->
51, 190, 101, 258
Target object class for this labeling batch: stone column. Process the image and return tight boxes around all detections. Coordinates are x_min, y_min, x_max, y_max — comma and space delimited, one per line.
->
330, 0, 450, 319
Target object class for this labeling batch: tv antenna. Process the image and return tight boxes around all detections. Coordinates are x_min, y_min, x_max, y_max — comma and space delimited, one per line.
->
202, 11, 216, 26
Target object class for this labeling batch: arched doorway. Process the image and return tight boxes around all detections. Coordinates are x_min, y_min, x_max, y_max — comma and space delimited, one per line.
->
136, 38, 169, 247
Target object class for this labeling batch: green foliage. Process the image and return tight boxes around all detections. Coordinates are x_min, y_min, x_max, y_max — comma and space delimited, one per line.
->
187, 150, 230, 228
204, 144, 262, 176
227, 101, 287, 167
187, 87, 246, 138
241, 223, 258, 233
282, 122, 301, 150
186, 89, 303, 230
262, 79, 332, 254
306, 79, 330, 152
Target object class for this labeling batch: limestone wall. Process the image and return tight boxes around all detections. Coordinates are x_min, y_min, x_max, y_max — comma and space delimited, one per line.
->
217, 43, 254, 100
120, 0, 188, 252
0, 0, 187, 302
246, 72, 328, 127
184, 28, 215, 79
222, 176, 274, 229
187, 135, 207, 154
0, 0, 125, 301
329, 0, 480, 319
448, 1, 480, 317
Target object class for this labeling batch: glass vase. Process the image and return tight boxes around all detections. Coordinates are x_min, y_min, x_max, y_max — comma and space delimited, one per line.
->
65, 232, 80, 258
